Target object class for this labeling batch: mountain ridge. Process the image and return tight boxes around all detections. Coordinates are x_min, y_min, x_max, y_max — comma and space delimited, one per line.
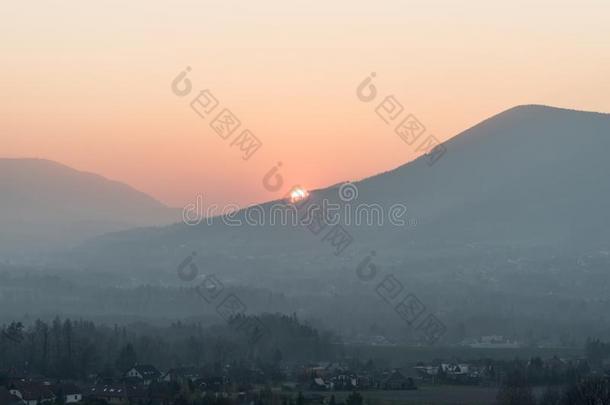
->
60, 104, 610, 282
0, 157, 180, 259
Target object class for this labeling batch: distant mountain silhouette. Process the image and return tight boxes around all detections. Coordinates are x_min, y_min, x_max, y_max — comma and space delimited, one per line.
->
60, 105, 610, 277
0, 158, 179, 259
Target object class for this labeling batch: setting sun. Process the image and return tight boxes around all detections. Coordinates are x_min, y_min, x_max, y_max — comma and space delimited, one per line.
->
289, 187, 309, 203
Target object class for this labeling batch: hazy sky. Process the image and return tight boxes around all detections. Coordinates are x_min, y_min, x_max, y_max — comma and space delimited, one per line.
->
2, 0, 609, 208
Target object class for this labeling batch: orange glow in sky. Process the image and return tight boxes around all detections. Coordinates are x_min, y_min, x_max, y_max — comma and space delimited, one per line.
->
2, 0, 609, 207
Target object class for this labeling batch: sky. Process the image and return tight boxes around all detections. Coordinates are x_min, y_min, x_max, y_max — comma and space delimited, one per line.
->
2, 0, 609, 208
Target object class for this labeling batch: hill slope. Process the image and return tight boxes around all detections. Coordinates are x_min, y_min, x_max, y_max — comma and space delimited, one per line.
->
0, 158, 180, 258
68, 105, 610, 280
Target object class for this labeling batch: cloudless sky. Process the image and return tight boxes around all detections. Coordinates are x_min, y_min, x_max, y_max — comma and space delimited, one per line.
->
2, 0, 609, 207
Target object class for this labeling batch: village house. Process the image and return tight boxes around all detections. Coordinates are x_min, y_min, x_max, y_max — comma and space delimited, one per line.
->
124, 364, 161, 386
161, 366, 202, 383
378, 370, 416, 390
414, 362, 485, 384
53, 383, 82, 404
8, 381, 54, 405
0, 386, 23, 405
329, 374, 357, 391
85, 384, 146, 404
309, 377, 330, 391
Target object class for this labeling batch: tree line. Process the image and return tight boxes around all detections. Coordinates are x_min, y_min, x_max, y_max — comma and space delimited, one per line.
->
0, 313, 336, 380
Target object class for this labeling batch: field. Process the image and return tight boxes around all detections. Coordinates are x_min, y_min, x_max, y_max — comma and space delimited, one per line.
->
340, 344, 582, 367
305, 385, 561, 405
308, 386, 499, 405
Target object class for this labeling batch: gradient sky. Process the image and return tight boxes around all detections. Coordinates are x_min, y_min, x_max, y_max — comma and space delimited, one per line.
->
2, 0, 609, 208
